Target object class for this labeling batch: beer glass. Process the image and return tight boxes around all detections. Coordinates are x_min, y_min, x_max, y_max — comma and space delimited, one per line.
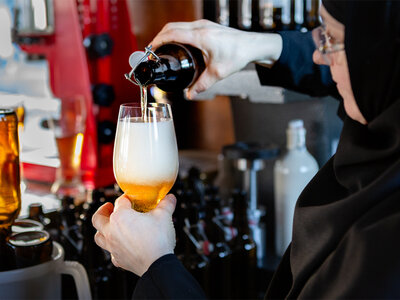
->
50, 97, 86, 200
113, 103, 179, 212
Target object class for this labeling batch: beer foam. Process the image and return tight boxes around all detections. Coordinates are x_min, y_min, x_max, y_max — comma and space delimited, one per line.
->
113, 118, 178, 184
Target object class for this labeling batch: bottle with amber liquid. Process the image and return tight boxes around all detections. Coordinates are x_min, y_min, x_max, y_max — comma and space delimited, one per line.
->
0, 109, 21, 270
131, 43, 205, 92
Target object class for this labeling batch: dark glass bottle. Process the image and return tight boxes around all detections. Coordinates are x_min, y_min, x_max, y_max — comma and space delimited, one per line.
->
0, 228, 14, 271
303, 0, 320, 29
204, 196, 232, 299
176, 196, 211, 297
28, 203, 56, 237
229, 189, 257, 299
133, 43, 205, 92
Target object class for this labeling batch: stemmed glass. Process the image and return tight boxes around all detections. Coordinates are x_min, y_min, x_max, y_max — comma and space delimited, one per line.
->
49, 96, 86, 200
113, 103, 179, 212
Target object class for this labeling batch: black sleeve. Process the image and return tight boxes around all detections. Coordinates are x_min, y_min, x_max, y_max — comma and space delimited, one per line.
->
256, 30, 341, 99
132, 254, 207, 300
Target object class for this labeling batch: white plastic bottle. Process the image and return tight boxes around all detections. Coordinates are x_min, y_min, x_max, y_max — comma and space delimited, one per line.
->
273, 119, 319, 257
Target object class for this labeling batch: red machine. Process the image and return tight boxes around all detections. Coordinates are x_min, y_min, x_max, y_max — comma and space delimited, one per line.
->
17, 0, 140, 189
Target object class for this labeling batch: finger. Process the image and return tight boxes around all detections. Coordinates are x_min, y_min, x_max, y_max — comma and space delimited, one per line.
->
111, 254, 120, 268
92, 202, 114, 231
187, 68, 219, 99
153, 194, 177, 216
114, 194, 133, 211
94, 231, 109, 251
150, 29, 198, 51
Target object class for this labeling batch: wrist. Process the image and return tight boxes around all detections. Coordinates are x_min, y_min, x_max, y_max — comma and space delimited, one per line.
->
138, 249, 174, 277
246, 32, 282, 67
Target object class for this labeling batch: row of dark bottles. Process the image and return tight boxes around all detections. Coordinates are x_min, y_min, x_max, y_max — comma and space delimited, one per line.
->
204, 0, 320, 32
25, 166, 269, 299
171, 168, 263, 299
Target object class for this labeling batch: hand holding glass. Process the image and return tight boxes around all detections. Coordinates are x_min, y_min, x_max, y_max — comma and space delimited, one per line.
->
113, 103, 179, 212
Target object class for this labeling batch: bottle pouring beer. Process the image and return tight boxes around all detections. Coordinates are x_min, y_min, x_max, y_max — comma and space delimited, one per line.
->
125, 43, 205, 92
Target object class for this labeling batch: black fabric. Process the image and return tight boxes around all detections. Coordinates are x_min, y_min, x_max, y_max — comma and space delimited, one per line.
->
264, 1, 400, 299
132, 254, 206, 299
321, 0, 346, 24
335, 1, 400, 197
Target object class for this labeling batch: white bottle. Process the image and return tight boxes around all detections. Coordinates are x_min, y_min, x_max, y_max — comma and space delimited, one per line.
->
273, 119, 319, 257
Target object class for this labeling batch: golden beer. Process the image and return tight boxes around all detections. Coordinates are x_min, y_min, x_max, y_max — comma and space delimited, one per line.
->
113, 104, 179, 213
117, 180, 176, 212
14, 104, 25, 132
55, 132, 84, 181
0, 109, 21, 229
50, 97, 86, 199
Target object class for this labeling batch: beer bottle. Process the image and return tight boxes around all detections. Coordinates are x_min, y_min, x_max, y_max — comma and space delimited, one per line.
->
303, 0, 320, 29
229, 189, 257, 299
176, 198, 211, 296
0, 109, 21, 271
132, 43, 205, 92
204, 195, 232, 299
0, 109, 21, 231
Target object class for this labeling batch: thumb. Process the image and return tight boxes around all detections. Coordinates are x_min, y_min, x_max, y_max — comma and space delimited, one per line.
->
114, 194, 133, 211
154, 194, 177, 216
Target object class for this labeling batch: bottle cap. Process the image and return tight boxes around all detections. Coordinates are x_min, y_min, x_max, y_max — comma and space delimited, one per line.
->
288, 119, 304, 129
7, 230, 53, 268
12, 219, 44, 233
125, 45, 160, 86
128, 51, 146, 68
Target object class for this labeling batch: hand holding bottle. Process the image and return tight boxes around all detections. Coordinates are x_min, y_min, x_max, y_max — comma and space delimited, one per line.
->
92, 194, 177, 276
150, 19, 283, 99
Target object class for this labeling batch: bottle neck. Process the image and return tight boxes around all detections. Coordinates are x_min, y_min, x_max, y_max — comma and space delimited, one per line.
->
133, 58, 171, 86
132, 43, 204, 92
232, 193, 251, 236
286, 127, 306, 150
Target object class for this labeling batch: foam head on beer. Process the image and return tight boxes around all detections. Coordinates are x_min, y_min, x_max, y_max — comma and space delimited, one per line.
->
113, 116, 179, 212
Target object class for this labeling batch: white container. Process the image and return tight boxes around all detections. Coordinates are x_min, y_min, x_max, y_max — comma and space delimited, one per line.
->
0, 242, 92, 300
274, 119, 318, 257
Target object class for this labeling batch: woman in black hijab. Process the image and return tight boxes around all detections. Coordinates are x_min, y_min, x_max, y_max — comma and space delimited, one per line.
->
266, 1, 400, 298
92, 1, 400, 298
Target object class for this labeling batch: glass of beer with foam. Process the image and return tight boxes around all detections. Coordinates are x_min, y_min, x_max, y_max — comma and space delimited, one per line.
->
113, 103, 179, 212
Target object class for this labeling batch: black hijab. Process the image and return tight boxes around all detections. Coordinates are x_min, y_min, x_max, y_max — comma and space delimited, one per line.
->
266, 1, 400, 298
334, 0, 400, 191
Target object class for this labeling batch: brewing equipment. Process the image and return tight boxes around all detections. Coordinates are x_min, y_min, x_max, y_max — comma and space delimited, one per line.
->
12, 0, 139, 189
